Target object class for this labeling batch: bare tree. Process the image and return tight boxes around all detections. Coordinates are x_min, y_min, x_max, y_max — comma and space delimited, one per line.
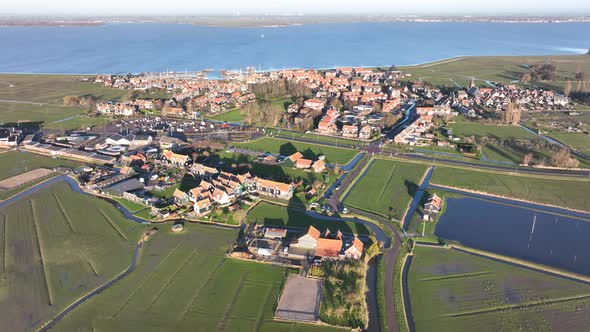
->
564, 80, 572, 97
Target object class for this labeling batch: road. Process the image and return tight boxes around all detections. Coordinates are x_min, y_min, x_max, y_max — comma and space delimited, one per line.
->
322, 152, 403, 332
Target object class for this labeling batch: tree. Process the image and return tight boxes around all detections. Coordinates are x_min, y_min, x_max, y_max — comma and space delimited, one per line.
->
550, 147, 579, 168
520, 72, 532, 84
333, 164, 341, 174
521, 152, 533, 166
364, 234, 381, 262
63, 95, 81, 106
564, 80, 572, 97
329, 98, 342, 111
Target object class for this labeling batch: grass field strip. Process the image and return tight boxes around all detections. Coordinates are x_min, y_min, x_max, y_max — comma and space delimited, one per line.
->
419, 271, 493, 281
146, 248, 199, 311
217, 272, 249, 331
97, 208, 127, 241
179, 259, 227, 320
30, 199, 54, 306
443, 292, 590, 318
52, 193, 75, 233
112, 239, 186, 318
377, 165, 397, 202
1, 213, 5, 272
253, 282, 276, 331
340, 158, 373, 202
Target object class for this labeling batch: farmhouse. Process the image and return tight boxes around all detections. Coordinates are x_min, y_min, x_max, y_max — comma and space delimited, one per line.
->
288, 226, 363, 260
424, 193, 443, 214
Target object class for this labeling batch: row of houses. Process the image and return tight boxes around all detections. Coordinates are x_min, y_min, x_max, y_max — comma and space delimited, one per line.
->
173, 167, 295, 216
96, 100, 154, 116
394, 115, 434, 146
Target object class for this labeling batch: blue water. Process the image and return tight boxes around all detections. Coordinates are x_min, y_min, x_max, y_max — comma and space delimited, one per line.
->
1, 22, 589, 74
436, 196, 590, 276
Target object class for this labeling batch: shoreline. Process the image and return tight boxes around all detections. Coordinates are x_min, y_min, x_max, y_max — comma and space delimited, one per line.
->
0, 53, 588, 77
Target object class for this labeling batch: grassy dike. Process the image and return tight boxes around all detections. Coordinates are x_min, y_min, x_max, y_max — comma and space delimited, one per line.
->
376, 255, 388, 332
394, 243, 412, 332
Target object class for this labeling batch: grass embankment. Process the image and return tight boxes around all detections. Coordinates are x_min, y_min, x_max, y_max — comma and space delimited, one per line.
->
394, 245, 411, 332
430, 166, 590, 212
376, 255, 388, 332
398, 54, 590, 92
234, 137, 357, 164
0, 181, 144, 331
51, 223, 343, 332
344, 159, 427, 219
408, 246, 590, 332
247, 201, 370, 235
0, 74, 128, 129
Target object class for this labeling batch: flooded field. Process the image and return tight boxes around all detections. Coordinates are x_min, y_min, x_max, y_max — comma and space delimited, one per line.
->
435, 196, 590, 276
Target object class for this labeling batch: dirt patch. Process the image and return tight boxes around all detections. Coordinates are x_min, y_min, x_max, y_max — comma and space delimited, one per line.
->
0, 168, 52, 190
275, 275, 322, 322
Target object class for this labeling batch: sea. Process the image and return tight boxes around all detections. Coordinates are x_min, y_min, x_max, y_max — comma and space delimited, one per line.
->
0, 22, 589, 75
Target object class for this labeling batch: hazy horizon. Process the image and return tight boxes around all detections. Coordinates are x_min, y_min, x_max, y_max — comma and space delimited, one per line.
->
1, 0, 589, 17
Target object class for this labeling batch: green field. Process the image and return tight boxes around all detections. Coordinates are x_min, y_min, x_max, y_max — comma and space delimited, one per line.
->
448, 122, 536, 140
247, 201, 370, 235
548, 132, 590, 154
0, 150, 82, 181
0, 181, 144, 331
208, 108, 245, 122
344, 159, 428, 219
51, 222, 343, 332
0, 74, 127, 129
234, 137, 357, 164
267, 128, 370, 147
399, 55, 590, 92
430, 166, 590, 211
408, 246, 590, 332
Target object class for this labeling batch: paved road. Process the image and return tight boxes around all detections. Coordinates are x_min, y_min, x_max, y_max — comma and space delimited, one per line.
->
325, 153, 403, 332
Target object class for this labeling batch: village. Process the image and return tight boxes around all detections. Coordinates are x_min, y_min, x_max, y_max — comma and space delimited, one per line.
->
0, 61, 587, 332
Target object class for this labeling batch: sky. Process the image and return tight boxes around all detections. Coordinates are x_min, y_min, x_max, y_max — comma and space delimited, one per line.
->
1, 0, 589, 16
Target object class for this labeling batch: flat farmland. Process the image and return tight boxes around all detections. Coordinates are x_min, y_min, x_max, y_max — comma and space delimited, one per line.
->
398, 55, 590, 91
548, 132, 590, 154
51, 223, 344, 332
0, 181, 144, 331
448, 122, 536, 140
0, 150, 81, 181
235, 137, 357, 164
0, 74, 127, 128
430, 166, 590, 211
408, 246, 590, 332
344, 159, 427, 219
